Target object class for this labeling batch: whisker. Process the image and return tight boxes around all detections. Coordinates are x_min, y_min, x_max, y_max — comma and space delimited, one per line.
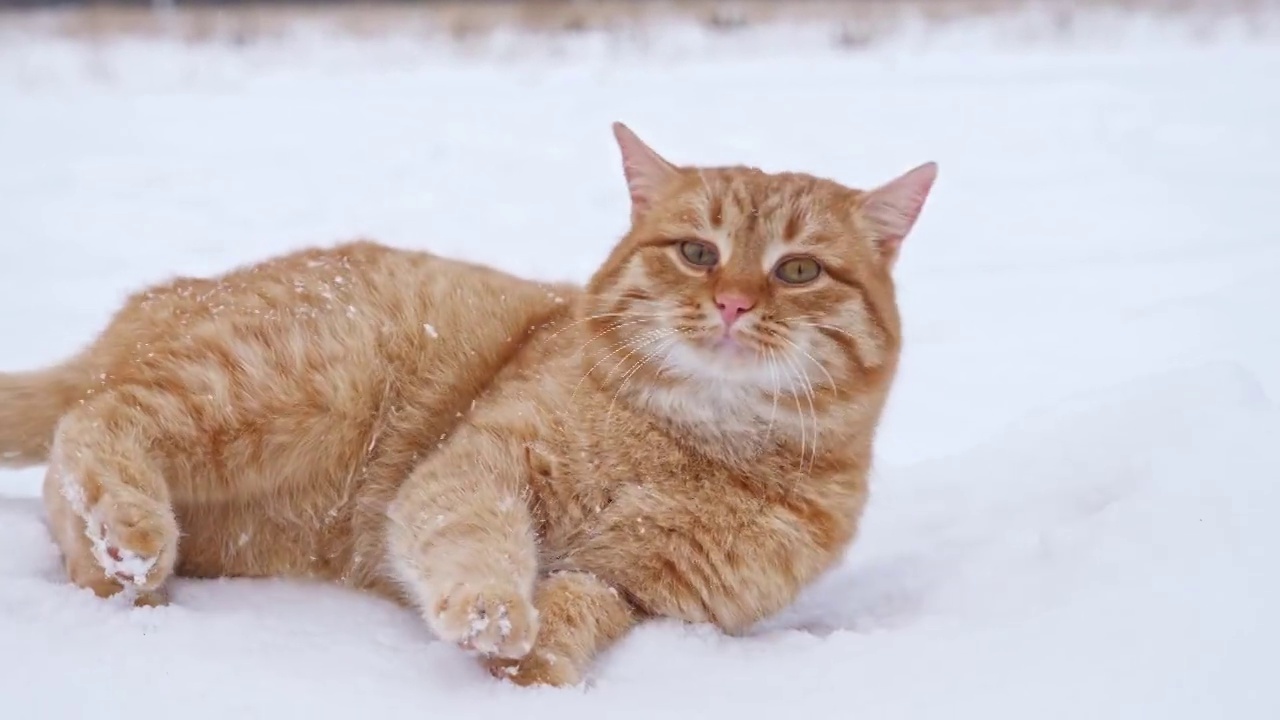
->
799, 321, 862, 344
603, 327, 677, 382
787, 350, 821, 473
572, 317, 659, 365
774, 350, 808, 473
605, 335, 683, 420
651, 332, 681, 380
778, 335, 836, 391
541, 310, 666, 344
569, 328, 673, 403
759, 348, 782, 453
772, 313, 828, 324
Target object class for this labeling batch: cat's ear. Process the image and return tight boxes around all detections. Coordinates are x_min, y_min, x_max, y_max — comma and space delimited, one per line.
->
612, 122, 680, 221
858, 162, 938, 267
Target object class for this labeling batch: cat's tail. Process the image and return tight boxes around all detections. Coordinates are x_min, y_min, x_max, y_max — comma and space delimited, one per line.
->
1, 359, 88, 468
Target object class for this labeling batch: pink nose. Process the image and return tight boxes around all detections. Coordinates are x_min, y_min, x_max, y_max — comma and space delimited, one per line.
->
715, 293, 756, 327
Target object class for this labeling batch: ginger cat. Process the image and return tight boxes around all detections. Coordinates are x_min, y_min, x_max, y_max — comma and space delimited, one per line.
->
0, 123, 937, 686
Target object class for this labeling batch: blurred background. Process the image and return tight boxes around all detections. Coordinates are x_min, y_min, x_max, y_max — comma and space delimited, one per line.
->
1, 0, 1273, 45
1, 0, 1277, 465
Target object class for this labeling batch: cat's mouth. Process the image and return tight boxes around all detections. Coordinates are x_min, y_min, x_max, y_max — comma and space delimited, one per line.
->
711, 334, 751, 355
698, 331, 760, 366
668, 312, 772, 372
662, 328, 779, 387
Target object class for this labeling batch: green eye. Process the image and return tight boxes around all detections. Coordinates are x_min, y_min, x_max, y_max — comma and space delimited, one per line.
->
679, 241, 719, 267
775, 257, 822, 285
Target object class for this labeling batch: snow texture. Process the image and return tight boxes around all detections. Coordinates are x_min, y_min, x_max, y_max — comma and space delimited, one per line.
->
2, 12, 1279, 720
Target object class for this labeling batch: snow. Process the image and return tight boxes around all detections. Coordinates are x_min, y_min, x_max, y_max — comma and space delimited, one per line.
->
2, 10, 1280, 719
56, 469, 158, 586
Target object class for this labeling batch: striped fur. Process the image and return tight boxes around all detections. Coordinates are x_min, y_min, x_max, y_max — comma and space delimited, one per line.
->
0, 123, 936, 686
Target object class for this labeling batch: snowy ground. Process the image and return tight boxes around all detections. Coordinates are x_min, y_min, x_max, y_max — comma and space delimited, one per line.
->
2, 12, 1279, 719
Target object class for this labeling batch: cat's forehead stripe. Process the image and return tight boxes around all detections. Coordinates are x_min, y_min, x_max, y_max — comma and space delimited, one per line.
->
694, 185, 823, 270
707, 192, 724, 229
685, 192, 734, 263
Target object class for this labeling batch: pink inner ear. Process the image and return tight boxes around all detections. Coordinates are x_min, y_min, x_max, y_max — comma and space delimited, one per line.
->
612, 122, 679, 218
861, 162, 938, 261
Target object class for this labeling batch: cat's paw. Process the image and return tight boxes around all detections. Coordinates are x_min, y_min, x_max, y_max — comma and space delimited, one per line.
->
64, 551, 171, 608
130, 586, 171, 608
430, 584, 538, 659
85, 493, 178, 592
486, 649, 581, 688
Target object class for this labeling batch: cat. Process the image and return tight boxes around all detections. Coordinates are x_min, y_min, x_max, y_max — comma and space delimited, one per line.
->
0, 122, 937, 687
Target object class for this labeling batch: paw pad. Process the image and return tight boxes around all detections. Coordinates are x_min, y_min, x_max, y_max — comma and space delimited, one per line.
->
86, 511, 171, 590
430, 585, 538, 660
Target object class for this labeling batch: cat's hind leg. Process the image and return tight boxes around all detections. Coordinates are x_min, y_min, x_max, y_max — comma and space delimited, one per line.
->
43, 393, 180, 603
385, 425, 540, 660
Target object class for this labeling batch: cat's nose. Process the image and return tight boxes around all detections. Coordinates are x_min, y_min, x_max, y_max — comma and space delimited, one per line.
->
715, 293, 756, 327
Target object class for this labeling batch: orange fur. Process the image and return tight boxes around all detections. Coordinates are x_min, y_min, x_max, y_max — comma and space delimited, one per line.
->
0, 123, 937, 686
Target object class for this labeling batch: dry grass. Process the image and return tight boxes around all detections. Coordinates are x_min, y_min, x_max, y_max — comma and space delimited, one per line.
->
0, 0, 1275, 45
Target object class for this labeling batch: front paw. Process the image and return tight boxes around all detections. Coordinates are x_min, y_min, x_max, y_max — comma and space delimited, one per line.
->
430, 584, 538, 659
486, 649, 581, 688
86, 494, 178, 592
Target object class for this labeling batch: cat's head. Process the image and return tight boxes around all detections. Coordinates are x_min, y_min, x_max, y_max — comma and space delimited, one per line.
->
582, 123, 936, 440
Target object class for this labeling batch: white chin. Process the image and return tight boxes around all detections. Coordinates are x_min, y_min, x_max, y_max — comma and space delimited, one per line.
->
710, 338, 758, 364
665, 338, 772, 386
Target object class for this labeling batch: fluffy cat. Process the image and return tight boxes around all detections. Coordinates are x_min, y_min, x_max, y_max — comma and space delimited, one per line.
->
0, 123, 937, 686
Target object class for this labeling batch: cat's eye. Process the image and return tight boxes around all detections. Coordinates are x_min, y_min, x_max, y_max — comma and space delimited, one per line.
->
679, 241, 719, 268
774, 257, 822, 285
